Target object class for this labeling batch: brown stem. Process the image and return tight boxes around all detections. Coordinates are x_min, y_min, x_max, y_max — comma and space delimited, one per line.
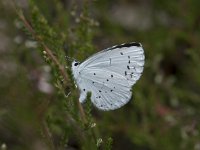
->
16, 11, 69, 84
12, 1, 90, 143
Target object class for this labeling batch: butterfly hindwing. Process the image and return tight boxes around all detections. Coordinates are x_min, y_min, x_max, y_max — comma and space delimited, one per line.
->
79, 69, 132, 110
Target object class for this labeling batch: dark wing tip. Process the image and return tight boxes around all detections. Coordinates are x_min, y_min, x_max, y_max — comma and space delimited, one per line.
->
106, 42, 142, 51
120, 42, 142, 48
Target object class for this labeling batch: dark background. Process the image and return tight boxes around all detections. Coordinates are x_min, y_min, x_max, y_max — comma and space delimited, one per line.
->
0, 0, 200, 150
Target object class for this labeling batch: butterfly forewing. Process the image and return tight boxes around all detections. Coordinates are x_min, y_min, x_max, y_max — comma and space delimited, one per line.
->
73, 42, 145, 110
80, 43, 144, 85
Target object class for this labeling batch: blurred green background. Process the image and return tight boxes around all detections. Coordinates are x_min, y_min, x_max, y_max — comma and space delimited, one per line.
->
0, 0, 200, 150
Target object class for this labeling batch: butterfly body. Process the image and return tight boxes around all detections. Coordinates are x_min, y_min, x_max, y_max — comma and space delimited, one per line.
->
71, 42, 145, 111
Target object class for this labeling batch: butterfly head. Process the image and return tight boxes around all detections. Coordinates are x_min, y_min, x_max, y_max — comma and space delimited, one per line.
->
71, 60, 80, 78
72, 60, 80, 67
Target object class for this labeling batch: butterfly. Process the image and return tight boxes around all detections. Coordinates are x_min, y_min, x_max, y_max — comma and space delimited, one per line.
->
71, 42, 145, 111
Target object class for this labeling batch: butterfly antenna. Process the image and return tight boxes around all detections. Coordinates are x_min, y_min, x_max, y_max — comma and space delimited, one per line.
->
65, 56, 75, 62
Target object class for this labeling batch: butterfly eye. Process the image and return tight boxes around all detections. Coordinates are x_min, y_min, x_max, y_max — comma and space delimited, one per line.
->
74, 62, 79, 66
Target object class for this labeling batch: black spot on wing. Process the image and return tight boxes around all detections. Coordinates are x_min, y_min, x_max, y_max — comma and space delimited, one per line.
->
125, 71, 127, 76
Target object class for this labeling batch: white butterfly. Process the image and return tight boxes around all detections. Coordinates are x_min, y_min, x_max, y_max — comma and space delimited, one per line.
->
71, 42, 145, 111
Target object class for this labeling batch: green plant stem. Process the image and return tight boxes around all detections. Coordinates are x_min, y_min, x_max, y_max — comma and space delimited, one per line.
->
15, 9, 70, 85
42, 121, 56, 150
78, 100, 87, 123
13, 1, 87, 121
